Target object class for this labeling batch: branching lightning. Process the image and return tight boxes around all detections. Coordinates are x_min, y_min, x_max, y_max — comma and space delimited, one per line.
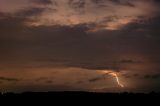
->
101, 71, 124, 88
109, 73, 124, 88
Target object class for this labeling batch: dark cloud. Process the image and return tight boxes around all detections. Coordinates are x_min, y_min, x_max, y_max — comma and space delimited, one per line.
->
4, 84, 86, 92
91, 0, 125, 5
114, 59, 142, 64
153, 0, 160, 4
0, 77, 19, 82
36, 77, 54, 84
109, 0, 135, 7
0, 9, 160, 72
88, 73, 114, 82
0, 0, 160, 92
16, 8, 45, 17
123, 73, 160, 80
69, 0, 85, 9
32, 0, 52, 5
144, 74, 160, 79
88, 77, 104, 82
45, 80, 53, 84
36, 77, 49, 82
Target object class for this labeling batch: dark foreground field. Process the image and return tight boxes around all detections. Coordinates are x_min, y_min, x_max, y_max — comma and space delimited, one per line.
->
1, 91, 160, 98
0, 91, 160, 104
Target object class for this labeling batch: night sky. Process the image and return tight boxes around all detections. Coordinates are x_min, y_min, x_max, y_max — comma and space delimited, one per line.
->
0, 0, 160, 93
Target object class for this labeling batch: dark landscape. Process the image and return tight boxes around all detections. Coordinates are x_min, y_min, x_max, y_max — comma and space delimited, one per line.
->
1, 91, 160, 97
0, 92, 159, 105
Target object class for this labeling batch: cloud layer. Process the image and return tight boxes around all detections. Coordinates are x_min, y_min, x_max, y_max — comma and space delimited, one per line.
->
0, 0, 158, 31
0, 0, 160, 92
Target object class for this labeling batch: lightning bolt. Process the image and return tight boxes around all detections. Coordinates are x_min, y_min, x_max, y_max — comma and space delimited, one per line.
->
109, 73, 124, 88
101, 71, 124, 88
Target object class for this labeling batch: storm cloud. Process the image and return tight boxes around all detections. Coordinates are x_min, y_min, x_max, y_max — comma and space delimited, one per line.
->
0, 0, 160, 92
0, 12, 159, 71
